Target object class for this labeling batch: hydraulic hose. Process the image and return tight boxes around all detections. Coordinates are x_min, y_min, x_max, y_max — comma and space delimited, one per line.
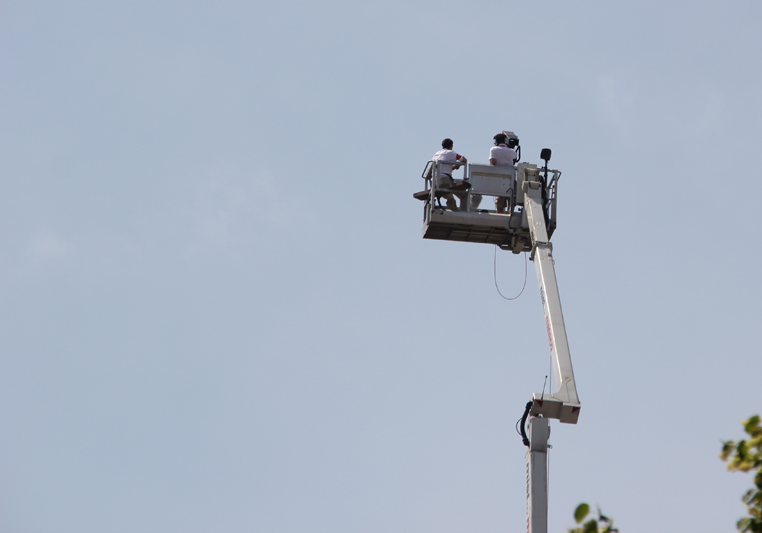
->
519, 401, 533, 447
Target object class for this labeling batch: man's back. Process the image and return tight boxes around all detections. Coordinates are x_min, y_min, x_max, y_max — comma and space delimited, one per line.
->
489, 145, 516, 167
489, 142, 516, 213
432, 149, 463, 176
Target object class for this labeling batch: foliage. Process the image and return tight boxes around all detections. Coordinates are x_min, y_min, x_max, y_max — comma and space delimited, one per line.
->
565, 415, 762, 533
721, 415, 762, 533
568, 503, 618, 533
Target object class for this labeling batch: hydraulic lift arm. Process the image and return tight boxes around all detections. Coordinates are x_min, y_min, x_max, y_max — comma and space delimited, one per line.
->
523, 181, 581, 424
523, 179, 581, 533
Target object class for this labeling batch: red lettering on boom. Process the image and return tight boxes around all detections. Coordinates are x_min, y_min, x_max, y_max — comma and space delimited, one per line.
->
545, 315, 553, 352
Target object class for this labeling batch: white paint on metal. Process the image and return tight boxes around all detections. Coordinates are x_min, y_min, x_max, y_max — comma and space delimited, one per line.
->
526, 417, 549, 533
524, 183, 581, 423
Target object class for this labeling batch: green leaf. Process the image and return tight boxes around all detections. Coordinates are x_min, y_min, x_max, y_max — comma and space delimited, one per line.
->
744, 416, 761, 436
722, 441, 737, 462
582, 519, 598, 533
574, 503, 590, 524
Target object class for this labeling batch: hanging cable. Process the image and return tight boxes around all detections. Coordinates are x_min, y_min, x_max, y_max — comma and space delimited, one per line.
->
494, 246, 527, 300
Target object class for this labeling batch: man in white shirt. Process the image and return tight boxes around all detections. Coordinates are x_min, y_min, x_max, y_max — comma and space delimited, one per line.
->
489, 133, 517, 213
432, 138, 468, 210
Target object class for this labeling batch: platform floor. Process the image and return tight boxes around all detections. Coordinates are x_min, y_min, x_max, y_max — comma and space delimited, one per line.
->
424, 208, 517, 246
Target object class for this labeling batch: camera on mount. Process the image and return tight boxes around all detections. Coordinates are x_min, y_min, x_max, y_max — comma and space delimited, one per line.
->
504, 131, 520, 150
502, 131, 521, 163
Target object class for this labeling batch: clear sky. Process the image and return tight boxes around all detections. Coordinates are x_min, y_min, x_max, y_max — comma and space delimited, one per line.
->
2, 1, 761, 532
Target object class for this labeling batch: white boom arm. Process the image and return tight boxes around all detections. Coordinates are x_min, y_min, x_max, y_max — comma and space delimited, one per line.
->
523, 181, 581, 424
523, 179, 582, 533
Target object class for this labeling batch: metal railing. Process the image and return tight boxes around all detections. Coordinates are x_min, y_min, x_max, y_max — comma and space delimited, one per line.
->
420, 160, 560, 219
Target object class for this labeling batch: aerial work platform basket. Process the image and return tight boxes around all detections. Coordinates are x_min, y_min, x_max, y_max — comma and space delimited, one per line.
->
414, 159, 561, 254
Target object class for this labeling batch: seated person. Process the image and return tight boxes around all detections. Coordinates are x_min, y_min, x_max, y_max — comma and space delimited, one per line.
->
489, 133, 517, 213
432, 138, 470, 210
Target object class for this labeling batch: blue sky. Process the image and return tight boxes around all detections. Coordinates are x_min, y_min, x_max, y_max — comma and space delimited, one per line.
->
2, 1, 761, 532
